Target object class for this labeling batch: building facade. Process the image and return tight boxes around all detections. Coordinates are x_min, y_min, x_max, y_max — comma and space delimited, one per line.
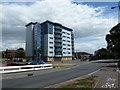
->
26, 20, 74, 61
4, 50, 17, 58
2, 48, 25, 59
74, 52, 92, 61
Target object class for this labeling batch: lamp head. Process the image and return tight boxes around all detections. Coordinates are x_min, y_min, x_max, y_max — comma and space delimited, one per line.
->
111, 7, 117, 9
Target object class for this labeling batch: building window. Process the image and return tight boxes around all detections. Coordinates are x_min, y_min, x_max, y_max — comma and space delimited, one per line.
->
63, 48, 66, 50
63, 40, 66, 42
67, 40, 70, 42
62, 32, 65, 34
44, 23, 48, 34
68, 52, 71, 54
63, 44, 66, 46
49, 52, 53, 53
67, 37, 70, 39
63, 52, 66, 54
48, 23, 53, 34
49, 42, 53, 44
67, 33, 70, 35
68, 48, 71, 50
49, 37, 53, 39
67, 44, 70, 46
50, 47, 53, 49
63, 36, 66, 38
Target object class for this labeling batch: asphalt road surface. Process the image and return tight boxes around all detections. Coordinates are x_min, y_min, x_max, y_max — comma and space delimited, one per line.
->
2, 61, 108, 89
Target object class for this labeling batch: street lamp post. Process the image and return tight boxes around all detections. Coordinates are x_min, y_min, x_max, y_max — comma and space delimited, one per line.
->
111, 1, 120, 23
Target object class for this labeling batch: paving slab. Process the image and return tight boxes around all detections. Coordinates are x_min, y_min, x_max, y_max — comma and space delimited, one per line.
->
93, 63, 119, 90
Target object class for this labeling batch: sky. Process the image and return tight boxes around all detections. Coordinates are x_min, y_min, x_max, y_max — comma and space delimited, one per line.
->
1, 0, 119, 54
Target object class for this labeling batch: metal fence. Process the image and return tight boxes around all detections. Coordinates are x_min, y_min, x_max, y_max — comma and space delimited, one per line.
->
0, 64, 53, 73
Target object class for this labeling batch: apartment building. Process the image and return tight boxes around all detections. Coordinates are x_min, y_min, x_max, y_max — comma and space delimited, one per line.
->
25, 20, 74, 61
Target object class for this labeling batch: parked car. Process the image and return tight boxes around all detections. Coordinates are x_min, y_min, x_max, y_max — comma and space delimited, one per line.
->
7, 61, 12, 66
32, 60, 45, 65
25, 60, 34, 65
13, 59, 19, 62
26, 60, 45, 65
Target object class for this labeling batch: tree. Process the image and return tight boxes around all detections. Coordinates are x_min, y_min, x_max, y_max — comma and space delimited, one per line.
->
95, 48, 112, 59
106, 23, 120, 59
16, 48, 25, 58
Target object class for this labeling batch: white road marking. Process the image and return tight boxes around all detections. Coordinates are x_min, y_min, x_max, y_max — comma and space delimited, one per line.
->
107, 78, 116, 82
101, 78, 116, 88
88, 69, 100, 76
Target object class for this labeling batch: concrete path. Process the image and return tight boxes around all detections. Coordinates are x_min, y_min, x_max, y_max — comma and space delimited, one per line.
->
94, 63, 119, 89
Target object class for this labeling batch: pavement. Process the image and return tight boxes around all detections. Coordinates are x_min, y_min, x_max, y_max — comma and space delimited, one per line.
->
118, 61, 120, 90
92, 63, 119, 90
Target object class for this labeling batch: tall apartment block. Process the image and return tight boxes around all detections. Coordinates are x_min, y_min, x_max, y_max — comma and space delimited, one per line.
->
25, 20, 74, 61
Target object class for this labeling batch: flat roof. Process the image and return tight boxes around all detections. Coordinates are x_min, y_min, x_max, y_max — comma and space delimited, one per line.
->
41, 20, 73, 31
25, 22, 38, 27
26, 20, 73, 31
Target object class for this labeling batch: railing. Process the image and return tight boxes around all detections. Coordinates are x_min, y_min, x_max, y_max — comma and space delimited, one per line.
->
0, 64, 53, 74
55, 55, 62, 57
54, 31, 62, 34
55, 40, 62, 42
54, 35, 62, 38
55, 44, 62, 47
55, 49, 62, 51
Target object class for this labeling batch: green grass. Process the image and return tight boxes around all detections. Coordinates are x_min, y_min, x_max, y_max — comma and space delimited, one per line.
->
53, 65, 64, 68
56, 76, 98, 89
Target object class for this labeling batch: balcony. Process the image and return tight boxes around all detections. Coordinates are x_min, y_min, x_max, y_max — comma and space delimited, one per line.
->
54, 35, 62, 38
55, 48, 62, 51
55, 44, 62, 47
55, 39, 62, 43
54, 26, 62, 30
54, 55, 62, 57
54, 31, 62, 34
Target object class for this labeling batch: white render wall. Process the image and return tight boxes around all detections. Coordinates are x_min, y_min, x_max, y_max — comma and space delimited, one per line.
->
47, 25, 54, 57
62, 29, 72, 57
47, 34, 54, 57
46, 27, 72, 57
26, 25, 34, 57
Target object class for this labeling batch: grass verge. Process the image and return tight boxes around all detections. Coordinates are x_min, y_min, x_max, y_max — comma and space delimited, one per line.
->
53, 64, 76, 68
49, 75, 99, 89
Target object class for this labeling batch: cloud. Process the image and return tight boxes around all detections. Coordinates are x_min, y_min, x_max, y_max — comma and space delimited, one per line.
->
73, 0, 119, 2
2, 41, 25, 50
75, 36, 107, 54
1, 0, 118, 52
1, 0, 119, 2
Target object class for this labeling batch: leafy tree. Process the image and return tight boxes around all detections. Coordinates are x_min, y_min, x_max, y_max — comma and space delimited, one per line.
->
16, 51, 25, 58
16, 48, 25, 58
106, 23, 120, 59
95, 48, 112, 59
7, 55, 13, 60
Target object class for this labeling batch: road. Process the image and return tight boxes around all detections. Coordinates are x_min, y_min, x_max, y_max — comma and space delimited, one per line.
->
2, 61, 108, 89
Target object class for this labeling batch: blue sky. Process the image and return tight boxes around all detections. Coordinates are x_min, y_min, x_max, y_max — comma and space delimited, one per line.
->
78, 2, 118, 16
73, 1, 118, 53
83, 2, 118, 15
1, 0, 118, 54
